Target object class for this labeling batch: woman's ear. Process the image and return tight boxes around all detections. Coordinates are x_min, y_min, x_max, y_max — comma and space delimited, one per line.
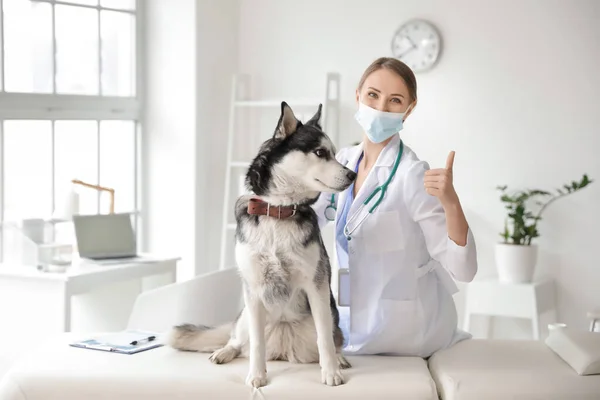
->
355, 89, 360, 104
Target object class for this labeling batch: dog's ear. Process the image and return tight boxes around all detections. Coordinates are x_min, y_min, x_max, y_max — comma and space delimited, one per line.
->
305, 104, 322, 129
274, 101, 300, 139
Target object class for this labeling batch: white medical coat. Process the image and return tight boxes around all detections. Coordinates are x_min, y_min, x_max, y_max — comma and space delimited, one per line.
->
312, 134, 478, 358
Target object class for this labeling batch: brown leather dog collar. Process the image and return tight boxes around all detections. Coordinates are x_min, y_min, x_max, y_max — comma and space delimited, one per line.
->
247, 198, 298, 219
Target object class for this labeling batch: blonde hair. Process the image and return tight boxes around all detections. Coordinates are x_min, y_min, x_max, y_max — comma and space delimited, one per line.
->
357, 57, 418, 103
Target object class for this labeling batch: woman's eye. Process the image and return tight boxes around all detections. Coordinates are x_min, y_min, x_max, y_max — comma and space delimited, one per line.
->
391, 98, 402, 104
314, 149, 326, 158
368, 92, 378, 98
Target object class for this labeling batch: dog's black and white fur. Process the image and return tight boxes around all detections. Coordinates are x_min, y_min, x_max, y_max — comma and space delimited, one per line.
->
167, 102, 357, 388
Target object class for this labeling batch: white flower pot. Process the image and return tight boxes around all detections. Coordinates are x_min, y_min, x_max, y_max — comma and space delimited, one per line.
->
495, 243, 538, 283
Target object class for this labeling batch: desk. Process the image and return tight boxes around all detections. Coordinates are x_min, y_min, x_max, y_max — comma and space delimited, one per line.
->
462, 278, 556, 340
0, 256, 179, 332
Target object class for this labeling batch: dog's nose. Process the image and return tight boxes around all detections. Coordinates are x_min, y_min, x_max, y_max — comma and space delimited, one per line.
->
346, 170, 357, 181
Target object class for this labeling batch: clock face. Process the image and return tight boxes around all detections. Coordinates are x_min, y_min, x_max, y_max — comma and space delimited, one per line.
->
391, 19, 442, 72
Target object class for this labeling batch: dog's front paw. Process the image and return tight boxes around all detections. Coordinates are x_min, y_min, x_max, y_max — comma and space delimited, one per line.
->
246, 371, 267, 388
321, 367, 344, 386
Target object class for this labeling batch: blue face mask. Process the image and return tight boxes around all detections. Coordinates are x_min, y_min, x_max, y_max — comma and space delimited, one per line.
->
354, 101, 410, 143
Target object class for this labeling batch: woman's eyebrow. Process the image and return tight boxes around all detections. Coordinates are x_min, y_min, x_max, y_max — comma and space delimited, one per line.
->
368, 86, 405, 98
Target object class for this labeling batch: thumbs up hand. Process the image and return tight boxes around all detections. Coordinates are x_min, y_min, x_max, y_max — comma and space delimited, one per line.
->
423, 151, 459, 207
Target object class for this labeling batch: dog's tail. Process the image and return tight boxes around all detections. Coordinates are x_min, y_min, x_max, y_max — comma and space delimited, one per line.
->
166, 323, 232, 352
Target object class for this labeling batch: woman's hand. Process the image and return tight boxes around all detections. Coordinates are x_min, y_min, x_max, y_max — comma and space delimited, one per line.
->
423, 151, 469, 246
423, 151, 459, 208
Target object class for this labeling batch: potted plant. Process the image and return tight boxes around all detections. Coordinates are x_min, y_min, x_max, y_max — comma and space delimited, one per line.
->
496, 174, 593, 283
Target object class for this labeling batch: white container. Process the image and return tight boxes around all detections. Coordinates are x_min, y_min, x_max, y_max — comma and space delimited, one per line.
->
1, 220, 73, 268
19, 218, 46, 243
495, 243, 538, 283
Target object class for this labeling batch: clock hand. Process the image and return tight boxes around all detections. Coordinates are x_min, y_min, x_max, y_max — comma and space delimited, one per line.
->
396, 46, 416, 58
406, 36, 417, 48
397, 39, 417, 58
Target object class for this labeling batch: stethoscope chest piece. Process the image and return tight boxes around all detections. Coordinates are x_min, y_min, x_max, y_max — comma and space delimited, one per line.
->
324, 203, 336, 222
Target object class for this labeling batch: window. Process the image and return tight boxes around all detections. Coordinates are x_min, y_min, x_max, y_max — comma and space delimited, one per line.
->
0, 0, 142, 262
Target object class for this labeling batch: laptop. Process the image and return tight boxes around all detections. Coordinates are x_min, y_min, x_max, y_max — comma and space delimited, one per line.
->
73, 213, 148, 263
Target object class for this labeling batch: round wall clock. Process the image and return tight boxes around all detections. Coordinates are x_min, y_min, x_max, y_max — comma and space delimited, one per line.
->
391, 19, 442, 72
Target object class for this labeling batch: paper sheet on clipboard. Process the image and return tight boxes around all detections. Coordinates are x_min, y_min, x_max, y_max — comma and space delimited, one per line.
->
69, 329, 163, 354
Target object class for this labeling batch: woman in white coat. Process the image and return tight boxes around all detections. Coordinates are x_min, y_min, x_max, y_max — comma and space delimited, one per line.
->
312, 57, 478, 358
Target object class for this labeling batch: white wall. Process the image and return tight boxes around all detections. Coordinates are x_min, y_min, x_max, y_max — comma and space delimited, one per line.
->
143, 0, 197, 280
237, 0, 600, 337
196, 0, 240, 271
143, 0, 239, 279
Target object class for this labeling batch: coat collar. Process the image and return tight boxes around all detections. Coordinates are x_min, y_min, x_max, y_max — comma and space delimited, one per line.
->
341, 134, 403, 224
344, 134, 401, 172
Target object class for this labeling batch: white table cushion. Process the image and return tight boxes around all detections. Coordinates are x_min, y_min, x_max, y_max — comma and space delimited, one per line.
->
428, 339, 600, 400
0, 334, 438, 400
545, 328, 600, 375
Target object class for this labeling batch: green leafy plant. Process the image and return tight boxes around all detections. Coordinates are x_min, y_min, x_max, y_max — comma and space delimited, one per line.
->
497, 174, 593, 245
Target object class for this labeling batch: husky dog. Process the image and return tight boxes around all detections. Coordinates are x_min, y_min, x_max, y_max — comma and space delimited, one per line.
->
168, 102, 357, 388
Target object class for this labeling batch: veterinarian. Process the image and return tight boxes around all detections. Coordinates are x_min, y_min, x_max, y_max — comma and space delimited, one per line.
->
313, 57, 478, 358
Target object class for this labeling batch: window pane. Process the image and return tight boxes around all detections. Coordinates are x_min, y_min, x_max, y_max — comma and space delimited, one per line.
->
3, 121, 53, 220
100, 0, 136, 11
55, 5, 99, 95
54, 121, 98, 215
3, 0, 53, 93
101, 11, 135, 96
99, 121, 135, 212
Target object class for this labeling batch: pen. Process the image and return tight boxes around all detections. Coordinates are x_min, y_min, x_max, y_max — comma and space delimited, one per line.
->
130, 335, 156, 346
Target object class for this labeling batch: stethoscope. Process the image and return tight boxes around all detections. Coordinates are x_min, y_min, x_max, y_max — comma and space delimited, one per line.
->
324, 140, 404, 239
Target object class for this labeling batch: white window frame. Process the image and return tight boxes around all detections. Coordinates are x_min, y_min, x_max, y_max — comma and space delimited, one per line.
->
0, 0, 145, 260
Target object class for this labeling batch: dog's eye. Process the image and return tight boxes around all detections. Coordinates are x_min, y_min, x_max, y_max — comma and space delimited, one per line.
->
314, 149, 326, 158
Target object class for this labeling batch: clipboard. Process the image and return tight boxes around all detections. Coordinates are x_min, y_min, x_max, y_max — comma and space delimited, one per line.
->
69, 329, 163, 355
